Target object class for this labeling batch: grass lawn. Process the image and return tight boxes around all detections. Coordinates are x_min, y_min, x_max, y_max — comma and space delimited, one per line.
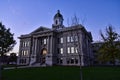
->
2, 66, 120, 80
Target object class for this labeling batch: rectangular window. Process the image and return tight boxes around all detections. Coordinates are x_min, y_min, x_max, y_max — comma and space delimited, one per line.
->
75, 58, 78, 64
24, 42, 27, 47
71, 36, 74, 42
22, 42, 25, 47
71, 47, 74, 53
24, 51, 26, 56
60, 37, 63, 43
75, 36, 78, 41
21, 50, 24, 56
75, 47, 78, 53
26, 50, 28, 56
22, 41, 29, 47
67, 47, 70, 54
67, 36, 70, 42
27, 41, 30, 47
71, 58, 74, 64
60, 48, 63, 54
60, 58, 63, 64
67, 58, 70, 64
44, 38, 47, 44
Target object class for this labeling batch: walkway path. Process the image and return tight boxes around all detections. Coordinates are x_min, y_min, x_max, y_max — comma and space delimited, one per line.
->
3, 64, 48, 70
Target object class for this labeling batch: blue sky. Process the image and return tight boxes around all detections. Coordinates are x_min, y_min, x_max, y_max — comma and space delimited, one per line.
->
0, 0, 120, 53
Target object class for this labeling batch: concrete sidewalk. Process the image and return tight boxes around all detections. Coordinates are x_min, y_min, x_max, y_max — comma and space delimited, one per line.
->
3, 65, 47, 70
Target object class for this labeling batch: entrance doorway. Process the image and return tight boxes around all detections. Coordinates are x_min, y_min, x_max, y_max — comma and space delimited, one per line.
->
41, 48, 47, 64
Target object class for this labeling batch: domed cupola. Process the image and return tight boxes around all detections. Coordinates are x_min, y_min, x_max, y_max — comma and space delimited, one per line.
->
52, 10, 64, 29
54, 10, 63, 20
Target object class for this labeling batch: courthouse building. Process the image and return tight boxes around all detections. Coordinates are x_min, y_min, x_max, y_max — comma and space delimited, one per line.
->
18, 10, 93, 66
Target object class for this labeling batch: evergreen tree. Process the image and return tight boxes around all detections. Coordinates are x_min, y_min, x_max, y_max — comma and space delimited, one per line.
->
0, 22, 16, 79
98, 25, 120, 65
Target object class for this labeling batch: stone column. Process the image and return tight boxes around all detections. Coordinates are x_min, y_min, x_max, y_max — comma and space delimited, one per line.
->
50, 36, 53, 54
47, 36, 49, 54
34, 38, 38, 56
30, 38, 38, 65
36, 38, 40, 62
32, 38, 35, 55
80, 33, 84, 66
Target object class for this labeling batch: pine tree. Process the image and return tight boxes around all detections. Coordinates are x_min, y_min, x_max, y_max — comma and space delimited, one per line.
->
98, 25, 120, 65
0, 22, 16, 79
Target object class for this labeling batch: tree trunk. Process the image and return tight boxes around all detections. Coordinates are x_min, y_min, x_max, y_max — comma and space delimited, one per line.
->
79, 55, 83, 80
0, 54, 4, 80
0, 59, 2, 80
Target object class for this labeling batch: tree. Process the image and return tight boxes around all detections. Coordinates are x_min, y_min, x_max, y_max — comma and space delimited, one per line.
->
71, 14, 79, 26
69, 15, 83, 80
98, 25, 120, 65
0, 22, 16, 79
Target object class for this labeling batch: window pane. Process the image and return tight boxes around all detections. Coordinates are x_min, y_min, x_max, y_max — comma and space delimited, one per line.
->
67, 47, 70, 53
27, 41, 30, 47
22, 42, 24, 47
75, 47, 78, 53
24, 51, 26, 56
75, 36, 78, 41
26, 50, 28, 56
75, 58, 78, 64
60, 58, 63, 64
25, 42, 26, 47
60, 48, 63, 54
44, 39, 47, 44
71, 58, 74, 64
71, 36, 74, 42
60, 37, 63, 43
67, 60, 70, 64
71, 47, 74, 53
21, 51, 24, 56
67, 36, 70, 42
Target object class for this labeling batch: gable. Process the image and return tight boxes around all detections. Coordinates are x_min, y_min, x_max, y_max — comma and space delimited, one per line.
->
30, 26, 51, 34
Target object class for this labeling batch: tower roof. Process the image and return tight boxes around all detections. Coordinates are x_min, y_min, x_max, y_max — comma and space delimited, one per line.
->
54, 10, 63, 19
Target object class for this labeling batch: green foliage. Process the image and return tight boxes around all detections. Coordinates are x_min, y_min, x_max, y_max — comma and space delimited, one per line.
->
98, 25, 120, 64
0, 22, 16, 55
9, 53, 17, 64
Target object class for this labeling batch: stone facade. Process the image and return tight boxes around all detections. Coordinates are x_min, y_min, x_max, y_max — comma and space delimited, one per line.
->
18, 10, 93, 66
